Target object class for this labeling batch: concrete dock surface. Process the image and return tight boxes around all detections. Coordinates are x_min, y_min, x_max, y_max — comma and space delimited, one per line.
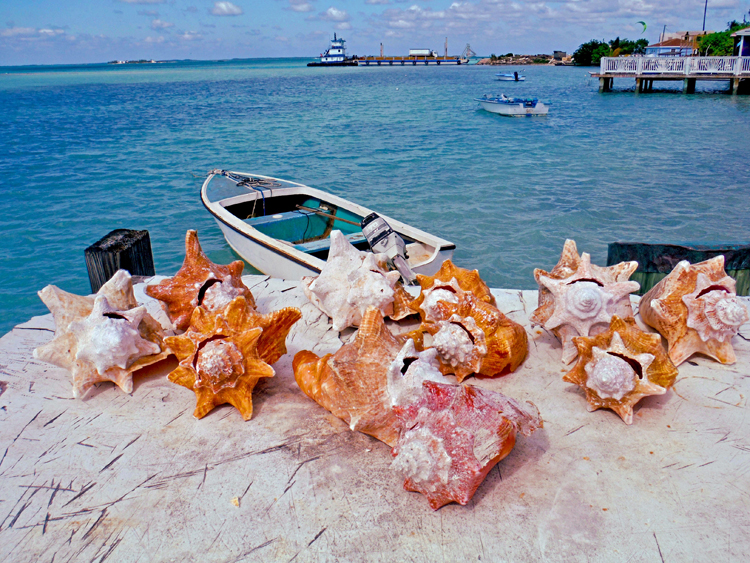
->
1, 276, 749, 562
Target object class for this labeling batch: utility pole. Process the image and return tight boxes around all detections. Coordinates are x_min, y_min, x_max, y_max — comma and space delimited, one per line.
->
661, 24, 666, 43
703, 0, 708, 31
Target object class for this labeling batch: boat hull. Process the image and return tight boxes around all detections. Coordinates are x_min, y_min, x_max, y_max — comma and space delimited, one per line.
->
202, 172, 455, 280
307, 61, 358, 67
476, 100, 548, 116
496, 76, 526, 81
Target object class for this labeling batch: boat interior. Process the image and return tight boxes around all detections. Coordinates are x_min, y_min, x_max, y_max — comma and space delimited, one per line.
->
223, 194, 418, 261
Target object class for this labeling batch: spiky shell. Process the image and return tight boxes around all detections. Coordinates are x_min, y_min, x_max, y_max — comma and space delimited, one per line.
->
165, 296, 275, 420
410, 260, 496, 323
639, 256, 749, 366
420, 293, 528, 382
530, 242, 639, 363
145, 230, 255, 332
33, 270, 169, 399
563, 316, 677, 425
391, 381, 542, 510
302, 231, 404, 332
292, 306, 406, 446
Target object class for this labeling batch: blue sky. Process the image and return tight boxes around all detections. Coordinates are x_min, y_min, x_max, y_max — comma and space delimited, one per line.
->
1, 1, 748, 65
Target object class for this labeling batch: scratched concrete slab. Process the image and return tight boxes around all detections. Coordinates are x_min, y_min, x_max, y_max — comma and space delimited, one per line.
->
1, 276, 749, 563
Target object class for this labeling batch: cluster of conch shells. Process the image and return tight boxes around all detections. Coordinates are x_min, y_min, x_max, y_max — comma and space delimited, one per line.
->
392, 381, 541, 509
639, 256, 749, 366
165, 295, 300, 420
146, 230, 256, 331
293, 304, 541, 509
34, 270, 170, 398
531, 239, 640, 363
409, 260, 528, 381
563, 316, 678, 425
302, 230, 414, 332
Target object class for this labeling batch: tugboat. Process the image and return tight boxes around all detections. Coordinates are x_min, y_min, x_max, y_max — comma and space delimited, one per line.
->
307, 33, 358, 67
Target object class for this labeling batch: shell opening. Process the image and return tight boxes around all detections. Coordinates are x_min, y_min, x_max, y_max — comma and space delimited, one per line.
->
193, 334, 228, 370
696, 284, 729, 299
103, 312, 128, 321
607, 352, 643, 379
401, 357, 418, 375
197, 279, 221, 306
567, 278, 604, 287
452, 321, 476, 345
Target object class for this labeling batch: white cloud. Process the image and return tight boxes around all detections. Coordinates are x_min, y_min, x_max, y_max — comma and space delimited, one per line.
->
336, 22, 353, 30
211, 2, 243, 16
1, 27, 37, 37
151, 19, 174, 30
180, 30, 203, 40
117, 0, 165, 4
288, 0, 315, 12
144, 35, 165, 43
365, 0, 390, 4
321, 7, 350, 22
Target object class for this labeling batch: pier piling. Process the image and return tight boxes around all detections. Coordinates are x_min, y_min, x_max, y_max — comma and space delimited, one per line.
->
84, 229, 155, 292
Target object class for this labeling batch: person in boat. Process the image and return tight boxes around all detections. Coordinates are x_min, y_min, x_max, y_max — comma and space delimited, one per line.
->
514, 71, 519, 81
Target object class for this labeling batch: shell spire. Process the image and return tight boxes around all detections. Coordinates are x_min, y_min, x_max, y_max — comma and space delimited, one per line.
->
531, 241, 639, 363
639, 256, 748, 365
145, 230, 255, 331
165, 296, 276, 421
563, 316, 678, 424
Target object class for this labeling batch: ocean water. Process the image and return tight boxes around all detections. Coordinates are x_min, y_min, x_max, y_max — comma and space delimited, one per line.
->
1, 58, 749, 334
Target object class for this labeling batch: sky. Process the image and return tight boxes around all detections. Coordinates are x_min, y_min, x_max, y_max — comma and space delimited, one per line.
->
1, 0, 749, 66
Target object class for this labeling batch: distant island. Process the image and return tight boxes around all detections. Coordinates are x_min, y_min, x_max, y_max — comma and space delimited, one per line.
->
476, 52, 572, 65
108, 59, 160, 65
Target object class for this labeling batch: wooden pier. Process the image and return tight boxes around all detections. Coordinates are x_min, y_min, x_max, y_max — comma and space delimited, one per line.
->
358, 56, 467, 66
593, 56, 750, 94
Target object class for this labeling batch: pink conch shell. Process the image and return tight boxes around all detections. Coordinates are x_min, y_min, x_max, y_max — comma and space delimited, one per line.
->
145, 230, 255, 332
564, 316, 678, 425
531, 241, 640, 363
165, 296, 277, 420
302, 230, 406, 331
420, 293, 529, 382
391, 381, 542, 510
293, 306, 406, 446
386, 339, 444, 408
33, 270, 169, 398
639, 256, 749, 365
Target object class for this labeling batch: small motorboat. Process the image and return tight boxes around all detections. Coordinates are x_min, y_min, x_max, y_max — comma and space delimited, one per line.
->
475, 94, 549, 117
201, 170, 455, 280
496, 71, 525, 81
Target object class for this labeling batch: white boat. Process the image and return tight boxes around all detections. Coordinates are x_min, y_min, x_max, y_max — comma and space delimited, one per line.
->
307, 33, 358, 67
201, 170, 455, 280
496, 72, 525, 81
475, 94, 549, 117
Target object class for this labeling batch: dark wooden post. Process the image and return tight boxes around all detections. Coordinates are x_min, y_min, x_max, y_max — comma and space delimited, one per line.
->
84, 229, 156, 293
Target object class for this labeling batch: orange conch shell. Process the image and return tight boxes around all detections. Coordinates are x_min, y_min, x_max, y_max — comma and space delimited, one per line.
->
391, 381, 542, 510
33, 270, 169, 398
639, 256, 749, 365
293, 306, 406, 446
410, 260, 496, 323
420, 293, 528, 382
145, 230, 255, 331
165, 296, 276, 420
563, 316, 678, 425
531, 240, 640, 363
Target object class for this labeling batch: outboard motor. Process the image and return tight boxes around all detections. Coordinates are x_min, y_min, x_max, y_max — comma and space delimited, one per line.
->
361, 213, 416, 284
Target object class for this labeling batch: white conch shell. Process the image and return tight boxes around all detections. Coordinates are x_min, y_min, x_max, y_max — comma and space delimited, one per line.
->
431, 314, 487, 372
303, 230, 401, 331
386, 339, 444, 408
584, 332, 655, 401
69, 295, 161, 376
534, 251, 640, 363
683, 273, 748, 343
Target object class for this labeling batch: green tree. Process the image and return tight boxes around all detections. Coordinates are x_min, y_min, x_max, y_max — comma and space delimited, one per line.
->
697, 20, 749, 55
573, 39, 608, 65
591, 44, 612, 65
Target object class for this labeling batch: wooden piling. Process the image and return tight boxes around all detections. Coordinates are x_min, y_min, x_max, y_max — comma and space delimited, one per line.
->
84, 229, 155, 293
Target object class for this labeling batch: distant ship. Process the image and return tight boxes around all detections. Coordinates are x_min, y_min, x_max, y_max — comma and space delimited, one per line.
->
307, 34, 358, 67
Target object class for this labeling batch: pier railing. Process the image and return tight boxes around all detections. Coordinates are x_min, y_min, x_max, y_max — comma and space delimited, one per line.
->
600, 56, 750, 76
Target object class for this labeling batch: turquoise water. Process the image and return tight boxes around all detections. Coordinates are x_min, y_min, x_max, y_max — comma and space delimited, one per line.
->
1, 58, 749, 334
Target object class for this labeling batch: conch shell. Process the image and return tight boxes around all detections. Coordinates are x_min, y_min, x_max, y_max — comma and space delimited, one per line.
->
420, 293, 528, 382
639, 256, 749, 365
165, 296, 277, 420
410, 260, 496, 323
293, 306, 406, 446
302, 230, 414, 331
33, 270, 169, 398
563, 316, 678, 425
391, 380, 542, 510
531, 240, 640, 363
145, 230, 255, 332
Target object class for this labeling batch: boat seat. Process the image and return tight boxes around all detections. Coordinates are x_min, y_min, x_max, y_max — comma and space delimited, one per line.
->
294, 232, 367, 254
